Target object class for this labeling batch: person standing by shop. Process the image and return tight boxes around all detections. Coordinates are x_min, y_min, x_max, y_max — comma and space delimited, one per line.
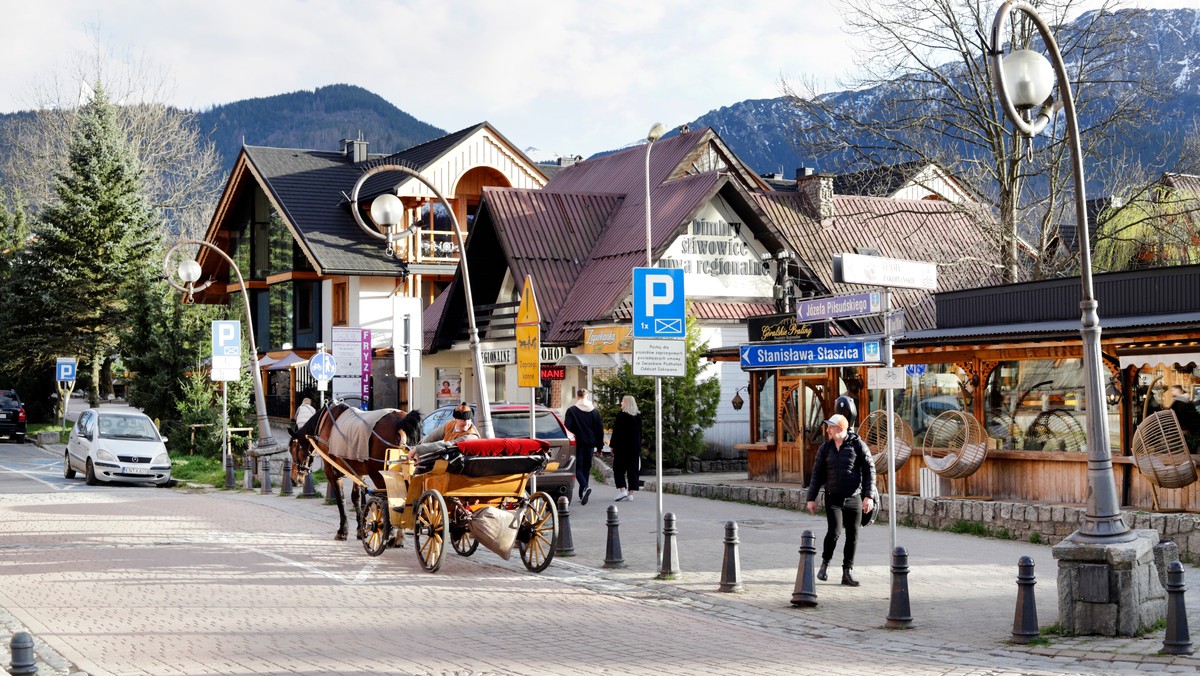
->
805, 414, 876, 586
610, 395, 642, 502
564, 389, 604, 505
1169, 385, 1200, 442
294, 397, 316, 432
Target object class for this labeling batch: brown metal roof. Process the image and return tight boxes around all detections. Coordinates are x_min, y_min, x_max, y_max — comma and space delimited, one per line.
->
752, 192, 1001, 331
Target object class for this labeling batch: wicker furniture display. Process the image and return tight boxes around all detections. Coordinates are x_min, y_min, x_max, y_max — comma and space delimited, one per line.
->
859, 410, 914, 475
922, 410, 988, 480
1131, 409, 1196, 510
1024, 409, 1087, 452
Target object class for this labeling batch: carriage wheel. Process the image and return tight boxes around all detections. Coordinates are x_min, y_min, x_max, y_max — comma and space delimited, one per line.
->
451, 523, 479, 557
361, 496, 391, 557
413, 490, 449, 573
518, 491, 558, 573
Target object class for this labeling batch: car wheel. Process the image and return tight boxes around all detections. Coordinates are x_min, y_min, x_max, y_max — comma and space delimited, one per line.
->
63, 452, 76, 479
85, 459, 99, 486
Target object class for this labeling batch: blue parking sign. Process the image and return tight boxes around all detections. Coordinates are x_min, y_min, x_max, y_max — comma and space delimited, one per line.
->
55, 357, 76, 382
632, 268, 685, 338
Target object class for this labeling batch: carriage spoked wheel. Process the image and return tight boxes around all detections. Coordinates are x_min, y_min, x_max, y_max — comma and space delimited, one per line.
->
361, 496, 391, 557
413, 489, 449, 573
518, 491, 558, 573
450, 522, 479, 557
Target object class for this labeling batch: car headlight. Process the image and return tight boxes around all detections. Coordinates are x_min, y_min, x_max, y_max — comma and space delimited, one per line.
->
152, 453, 171, 466
96, 449, 118, 463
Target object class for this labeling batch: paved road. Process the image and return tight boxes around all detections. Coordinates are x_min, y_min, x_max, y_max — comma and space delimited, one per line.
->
1, 442, 1198, 675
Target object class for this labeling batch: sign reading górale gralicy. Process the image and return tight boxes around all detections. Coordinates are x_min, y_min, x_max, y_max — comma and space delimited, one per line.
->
739, 338, 882, 370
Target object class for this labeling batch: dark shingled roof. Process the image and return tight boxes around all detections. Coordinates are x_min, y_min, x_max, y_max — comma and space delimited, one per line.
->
832, 160, 930, 198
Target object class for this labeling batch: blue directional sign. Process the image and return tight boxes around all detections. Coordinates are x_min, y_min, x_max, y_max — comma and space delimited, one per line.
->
55, 357, 76, 383
632, 267, 685, 338
905, 364, 927, 377
309, 352, 336, 381
739, 339, 883, 370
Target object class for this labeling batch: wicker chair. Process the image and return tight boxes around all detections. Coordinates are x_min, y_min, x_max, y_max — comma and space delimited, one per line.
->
922, 410, 988, 480
1131, 409, 1196, 510
1024, 409, 1087, 452
858, 410, 914, 476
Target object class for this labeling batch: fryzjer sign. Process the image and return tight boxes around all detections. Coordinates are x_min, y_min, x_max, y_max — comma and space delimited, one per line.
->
795, 292, 882, 322
739, 339, 882, 370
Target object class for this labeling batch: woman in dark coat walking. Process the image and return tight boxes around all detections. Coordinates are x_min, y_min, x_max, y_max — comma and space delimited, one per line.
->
609, 395, 642, 501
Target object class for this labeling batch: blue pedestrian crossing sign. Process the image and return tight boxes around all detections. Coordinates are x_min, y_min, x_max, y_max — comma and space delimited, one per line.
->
632, 267, 685, 338
55, 357, 77, 383
309, 352, 336, 381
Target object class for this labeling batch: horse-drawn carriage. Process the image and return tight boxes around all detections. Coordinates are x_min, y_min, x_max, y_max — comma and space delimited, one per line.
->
290, 404, 559, 573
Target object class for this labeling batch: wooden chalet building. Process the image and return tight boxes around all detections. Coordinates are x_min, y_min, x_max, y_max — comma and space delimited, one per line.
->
193, 123, 546, 418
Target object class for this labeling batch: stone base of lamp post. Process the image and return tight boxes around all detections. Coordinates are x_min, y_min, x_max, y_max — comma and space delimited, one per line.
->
1052, 529, 1166, 636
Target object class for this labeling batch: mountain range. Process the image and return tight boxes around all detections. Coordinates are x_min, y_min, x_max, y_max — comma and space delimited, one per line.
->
0, 8, 1196, 192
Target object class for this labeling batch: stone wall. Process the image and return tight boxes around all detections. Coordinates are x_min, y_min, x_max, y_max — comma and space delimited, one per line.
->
656, 479, 1200, 563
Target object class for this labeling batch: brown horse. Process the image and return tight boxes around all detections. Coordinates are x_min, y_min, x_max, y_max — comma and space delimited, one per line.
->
289, 402, 421, 541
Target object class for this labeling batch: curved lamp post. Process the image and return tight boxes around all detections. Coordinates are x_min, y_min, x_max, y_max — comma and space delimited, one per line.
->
990, 1, 1131, 543
347, 164, 493, 438
162, 240, 278, 456
644, 121, 666, 564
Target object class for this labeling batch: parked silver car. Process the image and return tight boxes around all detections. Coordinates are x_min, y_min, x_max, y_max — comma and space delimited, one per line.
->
64, 409, 172, 486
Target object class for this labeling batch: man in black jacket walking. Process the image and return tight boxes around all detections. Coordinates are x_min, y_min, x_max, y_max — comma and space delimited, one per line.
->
805, 414, 876, 586
564, 389, 604, 505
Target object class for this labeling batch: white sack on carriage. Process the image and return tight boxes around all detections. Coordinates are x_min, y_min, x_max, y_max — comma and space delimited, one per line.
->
328, 408, 400, 461
469, 505, 521, 560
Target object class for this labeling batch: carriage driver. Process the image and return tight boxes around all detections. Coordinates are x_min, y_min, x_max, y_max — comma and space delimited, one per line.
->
420, 402, 481, 444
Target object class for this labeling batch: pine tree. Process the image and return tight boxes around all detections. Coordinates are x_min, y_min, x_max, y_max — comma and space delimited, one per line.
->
2, 83, 160, 407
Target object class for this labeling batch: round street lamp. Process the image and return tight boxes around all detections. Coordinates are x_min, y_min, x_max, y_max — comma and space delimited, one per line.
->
162, 240, 278, 457
348, 164, 494, 438
990, 1, 1132, 543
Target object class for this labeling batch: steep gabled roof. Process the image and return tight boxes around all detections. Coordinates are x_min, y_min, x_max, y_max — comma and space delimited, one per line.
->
752, 193, 1001, 331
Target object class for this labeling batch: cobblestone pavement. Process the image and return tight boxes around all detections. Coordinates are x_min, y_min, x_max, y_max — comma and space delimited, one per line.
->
2, 448, 1198, 675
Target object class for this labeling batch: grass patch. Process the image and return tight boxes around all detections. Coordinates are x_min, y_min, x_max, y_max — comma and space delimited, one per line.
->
1029, 532, 1044, 544
1139, 617, 1167, 637
28, 422, 70, 443
947, 520, 993, 537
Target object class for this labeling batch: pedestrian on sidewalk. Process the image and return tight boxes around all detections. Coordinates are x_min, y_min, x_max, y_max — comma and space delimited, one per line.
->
805, 413, 876, 587
564, 389, 604, 505
294, 397, 316, 431
610, 395, 642, 502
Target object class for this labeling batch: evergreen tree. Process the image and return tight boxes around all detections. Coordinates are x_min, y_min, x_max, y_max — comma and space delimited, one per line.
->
594, 314, 721, 468
2, 84, 160, 407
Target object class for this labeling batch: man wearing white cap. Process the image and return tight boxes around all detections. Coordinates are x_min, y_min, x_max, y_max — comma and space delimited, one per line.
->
805, 413, 876, 586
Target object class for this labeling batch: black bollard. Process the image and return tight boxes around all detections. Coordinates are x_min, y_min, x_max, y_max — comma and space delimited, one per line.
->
300, 469, 318, 498
657, 512, 680, 580
260, 455, 272, 495
243, 455, 254, 491
1012, 556, 1039, 644
790, 529, 818, 607
603, 505, 625, 568
224, 453, 235, 489
8, 630, 36, 675
555, 496, 575, 557
280, 454, 294, 496
1163, 560, 1194, 655
885, 546, 913, 629
719, 521, 743, 592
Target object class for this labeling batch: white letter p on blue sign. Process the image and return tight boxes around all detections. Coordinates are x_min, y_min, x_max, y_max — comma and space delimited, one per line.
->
632, 267, 685, 338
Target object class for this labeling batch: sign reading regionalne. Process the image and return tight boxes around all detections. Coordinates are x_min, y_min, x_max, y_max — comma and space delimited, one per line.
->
739, 338, 883, 370
795, 292, 883, 322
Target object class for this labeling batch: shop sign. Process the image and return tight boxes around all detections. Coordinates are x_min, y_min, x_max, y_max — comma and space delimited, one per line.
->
540, 365, 566, 381
540, 346, 566, 362
747, 313, 828, 342
582, 325, 632, 354
481, 348, 516, 366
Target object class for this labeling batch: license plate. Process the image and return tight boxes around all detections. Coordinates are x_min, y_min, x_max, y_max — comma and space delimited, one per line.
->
123, 467, 151, 475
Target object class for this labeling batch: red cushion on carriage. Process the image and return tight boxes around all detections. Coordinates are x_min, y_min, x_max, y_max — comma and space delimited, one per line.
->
454, 438, 550, 457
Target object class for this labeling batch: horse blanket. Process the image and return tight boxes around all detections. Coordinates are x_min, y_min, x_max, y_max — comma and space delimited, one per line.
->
328, 408, 399, 461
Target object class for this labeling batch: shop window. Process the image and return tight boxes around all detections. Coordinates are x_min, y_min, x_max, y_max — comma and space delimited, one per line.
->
755, 372, 776, 443
868, 363, 966, 445
981, 359, 1116, 452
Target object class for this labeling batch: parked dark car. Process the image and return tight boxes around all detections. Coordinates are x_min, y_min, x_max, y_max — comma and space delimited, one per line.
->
0, 390, 26, 443
420, 403, 576, 500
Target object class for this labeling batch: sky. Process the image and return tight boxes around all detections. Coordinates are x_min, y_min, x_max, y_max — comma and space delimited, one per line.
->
0, 0, 1194, 160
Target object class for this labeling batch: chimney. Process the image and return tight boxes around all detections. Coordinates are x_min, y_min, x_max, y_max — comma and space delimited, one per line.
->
796, 172, 834, 223
341, 135, 369, 163
558, 154, 582, 167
